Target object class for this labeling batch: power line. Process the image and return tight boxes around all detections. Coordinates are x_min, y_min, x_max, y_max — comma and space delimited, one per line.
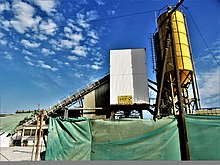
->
182, 6, 220, 66
1, 9, 158, 37
90, 10, 158, 22
35, 9, 158, 33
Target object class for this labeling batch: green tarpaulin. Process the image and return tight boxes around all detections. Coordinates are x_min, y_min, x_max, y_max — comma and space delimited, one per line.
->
186, 115, 220, 160
0, 113, 33, 134
45, 117, 181, 160
45, 115, 220, 160
45, 117, 92, 160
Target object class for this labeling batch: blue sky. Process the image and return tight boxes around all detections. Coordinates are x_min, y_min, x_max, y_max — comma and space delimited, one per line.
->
0, 0, 219, 114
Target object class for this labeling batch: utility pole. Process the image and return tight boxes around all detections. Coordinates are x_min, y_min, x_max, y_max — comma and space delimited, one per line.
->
35, 110, 44, 161
31, 113, 39, 161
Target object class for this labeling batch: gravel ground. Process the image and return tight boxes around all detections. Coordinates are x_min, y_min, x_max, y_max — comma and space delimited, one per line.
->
0, 146, 37, 161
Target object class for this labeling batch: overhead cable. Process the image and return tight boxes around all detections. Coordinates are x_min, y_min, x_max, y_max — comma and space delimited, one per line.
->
31, 9, 158, 34
182, 5, 220, 65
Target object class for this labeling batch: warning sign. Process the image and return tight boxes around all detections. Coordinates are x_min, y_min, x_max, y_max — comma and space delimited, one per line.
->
118, 96, 133, 105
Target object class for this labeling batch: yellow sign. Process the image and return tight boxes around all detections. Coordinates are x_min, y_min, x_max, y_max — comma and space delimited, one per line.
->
118, 96, 132, 105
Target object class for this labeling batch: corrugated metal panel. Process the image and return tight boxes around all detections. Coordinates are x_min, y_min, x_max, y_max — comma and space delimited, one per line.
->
110, 48, 149, 105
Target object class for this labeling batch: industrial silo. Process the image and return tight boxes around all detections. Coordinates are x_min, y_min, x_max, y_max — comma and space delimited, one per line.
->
154, 9, 200, 116
158, 10, 193, 88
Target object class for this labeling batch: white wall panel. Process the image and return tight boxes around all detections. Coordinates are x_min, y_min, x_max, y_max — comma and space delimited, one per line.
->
110, 48, 149, 105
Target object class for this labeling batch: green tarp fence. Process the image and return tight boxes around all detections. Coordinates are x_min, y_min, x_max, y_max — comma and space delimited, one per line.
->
0, 113, 33, 134
45, 117, 181, 160
186, 115, 220, 160
45, 115, 220, 160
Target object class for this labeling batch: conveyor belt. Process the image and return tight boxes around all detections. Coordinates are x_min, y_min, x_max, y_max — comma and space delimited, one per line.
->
22, 74, 110, 126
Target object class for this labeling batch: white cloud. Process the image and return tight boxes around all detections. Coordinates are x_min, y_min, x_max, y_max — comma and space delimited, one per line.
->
67, 21, 82, 32
71, 46, 88, 57
41, 48, 55, 56
107, 10, 116, 16
66, 33, 84, 42
0, 2, 10, 13
63, 25, 84, 46
76, 13, 90, 29
34, 0, 56, 15
89, 39, 98, 45
53, 12, 65, 22
0, 32, 4, 38
22, 50, 34, 56
53, 59, 64, 66
3, 52, 13, 60
79, 63, 102, 70
64, 62, 70, 66
9, 44, 20, 51
49, 39, 61, 51
95, 51, 102, 58
198, 66, 220, 107
94, 61, 103, 66
95, 0, 105, 5
196, 37, 220, 65
37, 60, 58, 72
24, 55, 34, 66
74, 73, 83, 78
88, 30, 99, 40
88, 75, 99, 83
49, 39, 58, 45
86, 10, 99, 21
24, 56, 31, 61
67, 55, 78, 61
82, 64, 91, 69
87, 30, 99, 45
26, 61, 34, 66
39, 19, 57, 36
31, 81, 50, 91
34, 34, 48, 41
0, 39, 7, 45
21, 39, 40, 48
1, 20, 11, 31
10, 1, 41, 33
64, 26, 72, 34
60, 39, 74, 49
195, 37, 220, 108
91, 64, 101, 70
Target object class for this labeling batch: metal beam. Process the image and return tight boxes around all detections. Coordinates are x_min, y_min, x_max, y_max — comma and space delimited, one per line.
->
148, 79, 157, 86
65, 107, 105, 110
183, 14, 201, 110
154, 30, 171, 119
168, 8, 190, 160
148, 84, 157, 92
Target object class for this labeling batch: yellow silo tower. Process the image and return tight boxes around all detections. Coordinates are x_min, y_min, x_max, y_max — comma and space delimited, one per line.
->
154, 7, 201, 117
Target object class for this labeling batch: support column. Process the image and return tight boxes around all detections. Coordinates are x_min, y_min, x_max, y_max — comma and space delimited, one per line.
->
168, 9, 190, 160
35, 110, 44, 161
